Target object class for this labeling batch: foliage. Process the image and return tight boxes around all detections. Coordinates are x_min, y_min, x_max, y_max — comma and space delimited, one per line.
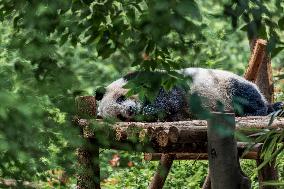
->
100, 151, 209, 189
100, 151, 284, 189
0, 0, 284, 188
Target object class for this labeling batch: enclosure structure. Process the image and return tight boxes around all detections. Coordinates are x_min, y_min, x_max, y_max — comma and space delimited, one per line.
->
74, 39, 283, 189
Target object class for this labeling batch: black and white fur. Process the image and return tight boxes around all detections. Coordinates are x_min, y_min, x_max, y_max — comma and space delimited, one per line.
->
96, 68, 283, 121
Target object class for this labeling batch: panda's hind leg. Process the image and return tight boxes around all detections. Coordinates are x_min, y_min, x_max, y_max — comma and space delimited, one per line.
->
230, 78, 268, 116
243, 106, 268, 116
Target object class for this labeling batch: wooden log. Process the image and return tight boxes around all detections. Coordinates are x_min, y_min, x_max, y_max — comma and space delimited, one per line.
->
75, 96, 97, 119
77, 139, 100, 189
111, 116, 284, 130
238, 142, 262, 159
107, 118, 284, 144
75, 117, 284, 153
115, 127, 150, 143
168, 126, 179, 143
247, 38, 274, 103
147, 127, 156, 140
74, 117, 284, 154
167, 126, 207, 143
207, 112, 251, 189
255, 53, 274, 103
104, 139, 207, 153
244, 39, 267, 82
156, 129, 170, 147
84, 117, 284, 140
202, 172, 211, 189
75, 97, 101, 189
248, 39, 274, 103
115, 127, 127, 141
144, 153, 208, 161
144, 142, 263, 160
148, 154, 175, 189
113, 120, 207, 128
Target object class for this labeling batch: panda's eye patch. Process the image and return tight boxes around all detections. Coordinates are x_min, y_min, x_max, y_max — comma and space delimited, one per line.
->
116, 95, 126, 103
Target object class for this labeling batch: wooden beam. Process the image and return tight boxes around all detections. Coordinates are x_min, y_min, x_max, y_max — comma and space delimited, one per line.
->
107, 116, 284, 130
144, 142, 262, 160
244, 39, 267, 82
80, 117, 284, 142
202, 172, 211, 189
148, 154, 175, 189
72, 117, 284, 154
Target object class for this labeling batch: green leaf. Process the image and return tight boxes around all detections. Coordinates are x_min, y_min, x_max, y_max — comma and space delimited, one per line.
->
145, 40, 155, 55
176, 0, 202, 21
258, 24, 267, 39
271, 47, 284, 58
132, 59, 141, 67
257, 144, 284, 170
60, 33, 69, 46
126, 7, 136, 22
278, 16, 284, 30
239, 24, 248, 31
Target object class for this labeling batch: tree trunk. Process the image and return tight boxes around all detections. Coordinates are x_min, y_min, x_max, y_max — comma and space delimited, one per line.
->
207, 112, 251, 189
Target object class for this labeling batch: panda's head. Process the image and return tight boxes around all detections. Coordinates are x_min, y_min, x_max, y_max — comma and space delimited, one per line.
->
96, 76, 142, 121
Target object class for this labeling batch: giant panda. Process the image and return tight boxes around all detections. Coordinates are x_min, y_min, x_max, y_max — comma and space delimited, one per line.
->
96, 68, 283, 121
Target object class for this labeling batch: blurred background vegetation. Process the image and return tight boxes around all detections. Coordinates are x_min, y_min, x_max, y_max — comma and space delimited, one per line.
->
0, 0, 284, 188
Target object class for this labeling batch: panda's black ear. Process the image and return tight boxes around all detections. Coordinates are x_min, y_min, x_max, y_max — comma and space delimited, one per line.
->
95, 87, 106, 101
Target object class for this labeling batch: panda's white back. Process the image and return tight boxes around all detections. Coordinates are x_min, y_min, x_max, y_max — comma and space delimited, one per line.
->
180, 68, 267, 112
